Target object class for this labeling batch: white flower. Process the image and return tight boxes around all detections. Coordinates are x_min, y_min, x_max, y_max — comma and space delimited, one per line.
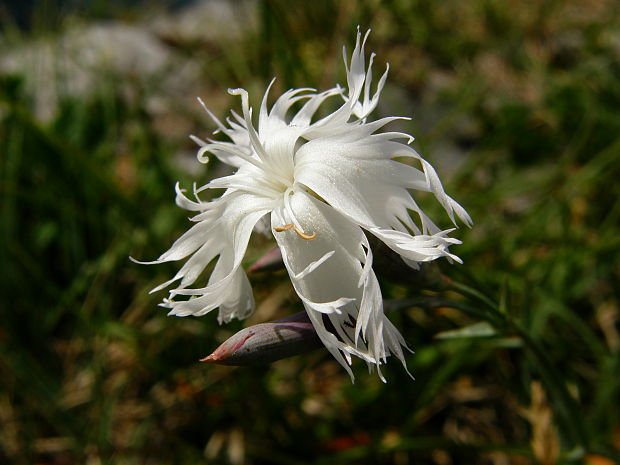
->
138, 29, 472, 381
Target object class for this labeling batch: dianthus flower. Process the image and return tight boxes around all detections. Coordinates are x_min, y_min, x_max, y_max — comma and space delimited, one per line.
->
138, 30, 471, 381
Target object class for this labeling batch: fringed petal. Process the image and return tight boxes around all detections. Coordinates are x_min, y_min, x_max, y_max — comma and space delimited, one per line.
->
271, 191, 410, 381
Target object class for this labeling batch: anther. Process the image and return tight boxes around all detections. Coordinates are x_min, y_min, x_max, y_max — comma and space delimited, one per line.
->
273, 223, 317, 240
293, 226, 317, 240
273, 224, 294, 232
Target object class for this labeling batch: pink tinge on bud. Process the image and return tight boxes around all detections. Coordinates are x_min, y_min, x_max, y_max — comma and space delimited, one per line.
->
201, 312, 322, 366
200, 331, 255, 363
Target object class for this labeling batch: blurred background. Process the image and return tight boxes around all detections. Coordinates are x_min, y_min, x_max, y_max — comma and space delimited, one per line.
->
1, 0, 619, 464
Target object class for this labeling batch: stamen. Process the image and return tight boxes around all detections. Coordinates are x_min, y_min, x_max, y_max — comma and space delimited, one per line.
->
274, 224, 294, 232
294, 226, 317, 240
283, 187, 304, 233
273, 223, 317, 240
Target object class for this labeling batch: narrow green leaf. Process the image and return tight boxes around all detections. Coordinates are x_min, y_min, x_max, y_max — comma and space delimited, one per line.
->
435, 322, 497, 339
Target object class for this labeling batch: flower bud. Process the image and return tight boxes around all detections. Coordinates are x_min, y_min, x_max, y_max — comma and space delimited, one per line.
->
201, 312, 322, 365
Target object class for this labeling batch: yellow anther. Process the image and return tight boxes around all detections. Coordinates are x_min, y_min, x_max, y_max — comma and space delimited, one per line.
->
273, 224, 294, 232
273, 223, 317, 240
293, 226, 317, 240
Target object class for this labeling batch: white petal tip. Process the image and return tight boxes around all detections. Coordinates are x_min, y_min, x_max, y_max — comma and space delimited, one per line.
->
189, 134, 205, 146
